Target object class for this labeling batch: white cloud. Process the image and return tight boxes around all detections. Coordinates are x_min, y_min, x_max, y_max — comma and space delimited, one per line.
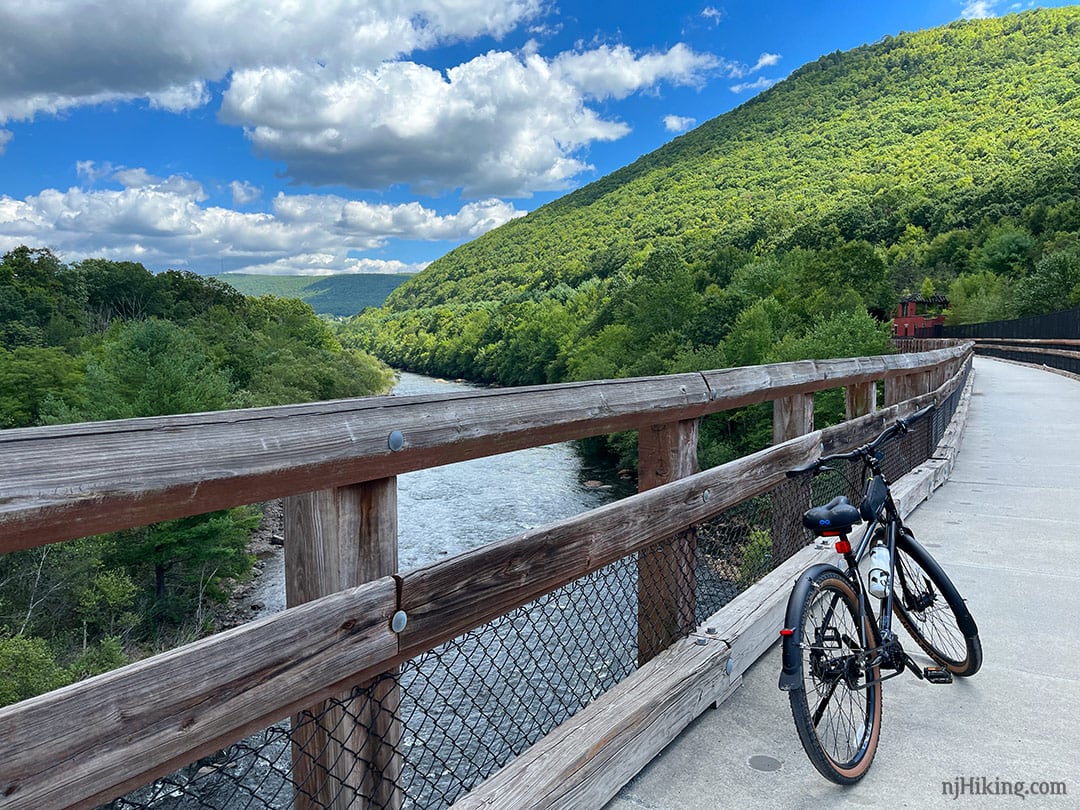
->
0, 2, 720, 198
701, 7, 724, 25
0, 167, 525, 274
230, 181, 263, 206
751, 53, 782, 71
0, 0, 546, 124
961, 1, 998, 19
554, 43, 719, 100
724, 52, 782, 79
730, 76, 780, 94
664, 115, 696, 132
0, 129, 11, 155
221, 43, 717, 196
227, 253, 429, 276
148, 81, 211, 112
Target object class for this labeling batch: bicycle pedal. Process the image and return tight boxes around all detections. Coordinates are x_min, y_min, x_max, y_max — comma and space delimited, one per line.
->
923, 666, 953, 684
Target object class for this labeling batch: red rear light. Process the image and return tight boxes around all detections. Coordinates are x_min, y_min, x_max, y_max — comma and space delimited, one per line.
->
834, 540, 851, 554
779, 628, 794, 637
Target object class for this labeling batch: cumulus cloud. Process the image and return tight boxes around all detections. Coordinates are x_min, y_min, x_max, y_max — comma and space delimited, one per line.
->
553, 43, 719, 100
230, 181, 263, 206
0, 1, 546, 124
1, 2, 720, 198
0, 167, 525, 274
961, 1, 998, 18
664, 115, 696, 132
221, 43, 718, 196
730, 76, 781, 94
229, 254, 430, 276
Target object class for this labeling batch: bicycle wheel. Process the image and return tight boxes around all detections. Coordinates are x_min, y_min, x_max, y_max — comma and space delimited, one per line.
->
893, 528, 982, 677
788, 569, 882, 784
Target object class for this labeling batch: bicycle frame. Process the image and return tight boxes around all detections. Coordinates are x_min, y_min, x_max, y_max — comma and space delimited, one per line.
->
779, 411, 931, 691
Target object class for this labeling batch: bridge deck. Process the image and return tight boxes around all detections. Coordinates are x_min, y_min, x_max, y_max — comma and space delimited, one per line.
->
607, 357, 1080, 808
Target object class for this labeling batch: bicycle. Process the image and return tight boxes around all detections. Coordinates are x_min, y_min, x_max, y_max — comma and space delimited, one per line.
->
777, 405, 982, 784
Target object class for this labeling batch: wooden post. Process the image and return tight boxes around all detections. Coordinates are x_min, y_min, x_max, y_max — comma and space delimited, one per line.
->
772, 393, 815, 445
845, 381, 877, 420
883, 374, 904, 407
637, 419, 699, 665
285, 479, 401, 810
771, 393, 815, 565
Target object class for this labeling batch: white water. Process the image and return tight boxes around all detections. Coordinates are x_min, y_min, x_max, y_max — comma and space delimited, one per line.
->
239, 372, 627, 616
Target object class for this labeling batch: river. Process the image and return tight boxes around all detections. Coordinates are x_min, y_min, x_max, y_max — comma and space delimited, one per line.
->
117, 372, 636, 809
233, 371, 632, 618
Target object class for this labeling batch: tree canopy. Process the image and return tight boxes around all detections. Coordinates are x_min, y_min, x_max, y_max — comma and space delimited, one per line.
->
0, 247, 395, 705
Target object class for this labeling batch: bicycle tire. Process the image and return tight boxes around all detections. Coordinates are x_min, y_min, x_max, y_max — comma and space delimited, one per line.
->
788, 568, 882, 784
893, 529, 982, 677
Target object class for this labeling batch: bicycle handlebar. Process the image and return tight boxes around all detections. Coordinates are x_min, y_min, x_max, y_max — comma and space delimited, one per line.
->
787, 404, 935, 477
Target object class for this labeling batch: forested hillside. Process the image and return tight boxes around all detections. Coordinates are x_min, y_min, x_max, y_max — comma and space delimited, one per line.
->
344, 8, 1080, 411
221, 273, 411, 316
0, 247, 394, 705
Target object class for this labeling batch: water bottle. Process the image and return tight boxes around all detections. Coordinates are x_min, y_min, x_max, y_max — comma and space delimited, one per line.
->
867, 544, 891, 598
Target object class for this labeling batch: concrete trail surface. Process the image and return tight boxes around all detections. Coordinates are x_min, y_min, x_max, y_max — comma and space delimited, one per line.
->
606, 357, 1080, 809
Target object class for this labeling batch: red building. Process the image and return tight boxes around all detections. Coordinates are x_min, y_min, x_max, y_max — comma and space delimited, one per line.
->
893, 293, 948, 338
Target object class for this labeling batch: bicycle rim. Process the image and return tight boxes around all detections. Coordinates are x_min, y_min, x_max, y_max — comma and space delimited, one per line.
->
893, 530, 982, 676
789, 573, 882, 783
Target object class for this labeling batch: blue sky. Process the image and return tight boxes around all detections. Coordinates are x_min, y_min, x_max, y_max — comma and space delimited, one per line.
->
0, 0, 1068, 276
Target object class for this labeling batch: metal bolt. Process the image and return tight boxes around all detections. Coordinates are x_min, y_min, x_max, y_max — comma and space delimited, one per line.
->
391, 610, 408, 633
702, 489, 711, 502
706, 626, 718, 635
388, 430, 405, 452
694, 637, 708, 646
725, 658, 734, 675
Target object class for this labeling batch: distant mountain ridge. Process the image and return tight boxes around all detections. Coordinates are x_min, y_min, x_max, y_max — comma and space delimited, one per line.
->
343, 7, 1080, 467
221, 273, 411, 316
385, 7, 1080, 311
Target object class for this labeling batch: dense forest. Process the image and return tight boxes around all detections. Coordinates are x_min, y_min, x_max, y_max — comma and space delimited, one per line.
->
0, 246, 394, 705
342, 7, 1080, 463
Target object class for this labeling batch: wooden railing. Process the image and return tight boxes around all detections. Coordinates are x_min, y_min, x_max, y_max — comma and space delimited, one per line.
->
0, 344, 973, 810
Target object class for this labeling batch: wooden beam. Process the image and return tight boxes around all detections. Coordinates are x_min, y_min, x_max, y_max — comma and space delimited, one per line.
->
0, 578, 399, 810
0, 345, 972, 554
285, 480, 402, 810
772, 392, 815, 444
637, 419, 699, 664
845, 381, 877, 419
395, 433, 823, 661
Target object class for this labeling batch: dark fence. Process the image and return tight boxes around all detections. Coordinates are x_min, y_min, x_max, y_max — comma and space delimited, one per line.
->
942, 306, 1080, 340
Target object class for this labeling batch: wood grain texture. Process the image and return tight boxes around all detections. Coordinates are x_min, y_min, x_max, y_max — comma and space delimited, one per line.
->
0, 346, 971, 554
637, 419, 699, 664
0, 577, 398, 810
395, 432, 823, 661
285, 480, 402, 810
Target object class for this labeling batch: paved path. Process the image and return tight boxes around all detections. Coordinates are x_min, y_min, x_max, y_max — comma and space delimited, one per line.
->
607, 357, 1080, 809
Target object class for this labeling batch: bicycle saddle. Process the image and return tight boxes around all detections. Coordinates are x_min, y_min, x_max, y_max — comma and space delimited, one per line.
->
802, 496, 862, 535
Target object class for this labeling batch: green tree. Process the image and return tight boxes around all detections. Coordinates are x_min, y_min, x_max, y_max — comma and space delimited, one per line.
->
0, 346, 84, 428
0, 635, 71, 706
945, 271, 1015, 325
1013, 247, 1080, 316
0, 246, 86, 349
